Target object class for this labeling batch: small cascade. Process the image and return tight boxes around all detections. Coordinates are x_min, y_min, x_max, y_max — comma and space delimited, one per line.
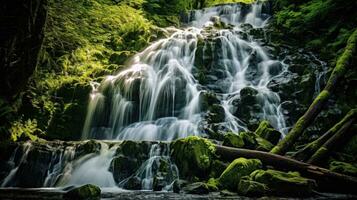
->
57, 142, 118, 187
1, 142, 32, 187
311, 54, 328, 97
43, 146, 76, 187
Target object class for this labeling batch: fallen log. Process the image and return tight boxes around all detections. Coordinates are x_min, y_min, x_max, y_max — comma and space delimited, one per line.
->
215, 145, 357, 194
292, 109, 357, 161
270, 29, 357, 155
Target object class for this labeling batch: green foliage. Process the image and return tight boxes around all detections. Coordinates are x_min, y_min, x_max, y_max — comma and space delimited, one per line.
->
10, 119, 44, 141
274, 0, 357, 59
19, 0, 159, 140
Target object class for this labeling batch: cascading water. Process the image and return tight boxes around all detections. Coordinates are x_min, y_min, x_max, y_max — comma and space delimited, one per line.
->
1, 142, 32, 187
56, 142, 118, 187
82, 2, 286, 142
1, 2, 329, 192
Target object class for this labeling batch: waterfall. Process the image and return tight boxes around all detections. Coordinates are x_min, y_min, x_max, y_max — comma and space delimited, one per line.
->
82, 2, 286, 141
0, 2, 330, 192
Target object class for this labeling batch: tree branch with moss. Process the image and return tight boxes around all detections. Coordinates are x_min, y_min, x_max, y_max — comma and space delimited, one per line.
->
271, 28, 357, 155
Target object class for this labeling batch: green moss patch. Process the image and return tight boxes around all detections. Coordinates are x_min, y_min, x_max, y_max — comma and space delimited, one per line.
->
249, 169, 316, 196
171, 136, 216, 179
218, 158, 262, 191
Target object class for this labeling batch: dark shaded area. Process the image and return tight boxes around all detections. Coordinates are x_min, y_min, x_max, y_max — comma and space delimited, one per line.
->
0, 0, 48, 100
0, 0, 48, 141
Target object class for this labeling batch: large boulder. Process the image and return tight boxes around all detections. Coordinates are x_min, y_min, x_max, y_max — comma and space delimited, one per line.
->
249, 169, 316, 196
64, 184, 101, 200
170, 136, 216, 179
109, 155, 140, 183
218, 158, 262, 191
110, 141, 152, 184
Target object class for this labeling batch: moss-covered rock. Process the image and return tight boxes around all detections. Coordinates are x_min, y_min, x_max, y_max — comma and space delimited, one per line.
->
64, 184, 101, 200
255, 137, 274, 152
239, 131, 258, 149
170, 136, 216, 179
222, 131, 273, 151
222, 132, 244, 148
255, 120, 282, 145
218, 158, 262, 191
249, 169, 316, 196
237, 177, 269, 196
329, 161, 357, 177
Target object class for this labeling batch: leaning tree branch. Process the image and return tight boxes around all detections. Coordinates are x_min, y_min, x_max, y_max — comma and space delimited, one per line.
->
270, 28, 357, 155
308, 122, 356, 165
215, 145, 357, 194
292, 109, 357, 161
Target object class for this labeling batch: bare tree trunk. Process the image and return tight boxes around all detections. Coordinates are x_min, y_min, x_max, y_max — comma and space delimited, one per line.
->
270, 29, 357, 155
292, 109, 357, 161
215, 145, 357, 194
